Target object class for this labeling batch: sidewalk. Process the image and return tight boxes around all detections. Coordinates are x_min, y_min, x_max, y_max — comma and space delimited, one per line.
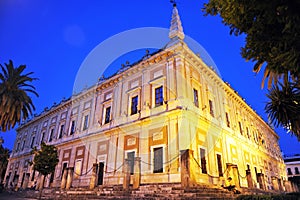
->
0, 191, 37, 200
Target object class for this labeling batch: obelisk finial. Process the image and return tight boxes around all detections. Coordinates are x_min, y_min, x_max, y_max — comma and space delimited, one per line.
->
169, 0, 184, 41
170, 0, 177, 7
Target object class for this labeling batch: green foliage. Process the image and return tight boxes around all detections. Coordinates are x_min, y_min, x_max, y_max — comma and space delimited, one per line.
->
0, 144, 10, 180
203, 0, 300, 139
31, 142, 59, 176
203, 0, 300, 87
265, 82, 300, 139
0, 60, 38, 131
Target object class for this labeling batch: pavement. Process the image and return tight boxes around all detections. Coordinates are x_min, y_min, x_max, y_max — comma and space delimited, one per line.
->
0, 191, 37, 200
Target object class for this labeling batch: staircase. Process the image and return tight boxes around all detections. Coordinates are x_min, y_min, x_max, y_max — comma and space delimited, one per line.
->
26, 183, 237, 199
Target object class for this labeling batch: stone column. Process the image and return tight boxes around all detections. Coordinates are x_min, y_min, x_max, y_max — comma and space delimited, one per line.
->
278, 178, 283, 191
61, 168, 68, 189
180, 149, 196, 188
123, 159, 131, 190
39, 175, 45, 190
231, 164, 240, 189
133, 157, 141, 189
66, 167, 74, 190
257, 173, 266, 190
246, 170, 253, 188
272, 176, 279, 191
90, 163, 98, 189
22, 173, 30, 189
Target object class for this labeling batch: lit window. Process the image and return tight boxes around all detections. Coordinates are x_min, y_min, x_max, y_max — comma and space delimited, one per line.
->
30, 136, 35, 148
246, 127, 250, 139
225, 112, 230, 128
16, 142, 20, 152
21, 140, 26, 150
238, 121, 243, 135
49, 128, 54, 142
131, 96, 138, 115
70, 120, 75, 135
58, 124, 64, 139
40, 132, 45, 144
193, 88, 199, 107
155, 86, 163, 107
200, 148, 207, 174
209, 100, 214, 117
104, 107, 111, 124
83, 115, 89, 130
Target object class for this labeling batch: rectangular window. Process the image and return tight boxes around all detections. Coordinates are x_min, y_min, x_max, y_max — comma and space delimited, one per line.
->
30, 136, 35, 148
225, 112, 230, 128
238, 121, 243, 135
127, 151, 135, 175
70, 120, 75, 135
200, 148, 207, 174
217, 154, 223, 177
193, 88, 199, 107
40, 132, 45, 144
131, 96, 138, 115
246, 127, 250, 139
104, 107, 111, 124
287, 168, 292, 175
83, 115, 89, 130
155, 86, 163, 107
58, 124, 64, 139
21, 140, 25, 150
16, 142, 20, 152
49, 128, 54, 142
209, 100, 214, 117
153, 147, 163, 173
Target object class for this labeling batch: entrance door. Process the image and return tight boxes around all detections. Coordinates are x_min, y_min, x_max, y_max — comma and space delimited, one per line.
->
217, 154, 223, 177
97, 162, 104, 185
61, 163, 68, 179
20, 173, 25, 188
127, 151, 135, 175
153, 147, 163, 173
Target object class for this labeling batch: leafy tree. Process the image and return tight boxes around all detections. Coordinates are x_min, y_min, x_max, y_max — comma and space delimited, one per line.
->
265, 83, 300, 140
31, 142, 59, 191
0, 143, 10, 184
0, 60, 38, 131
203, 0, 300, 138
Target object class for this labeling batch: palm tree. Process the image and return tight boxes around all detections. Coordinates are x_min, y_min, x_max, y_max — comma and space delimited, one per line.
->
265, 82, 300, 140
0, 60, 38, 131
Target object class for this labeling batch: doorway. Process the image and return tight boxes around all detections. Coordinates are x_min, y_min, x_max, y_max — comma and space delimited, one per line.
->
97, 162, 104, 185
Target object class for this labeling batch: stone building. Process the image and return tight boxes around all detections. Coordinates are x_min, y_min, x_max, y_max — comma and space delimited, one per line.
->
4, 5, 289, 192
284, 154, 300, 191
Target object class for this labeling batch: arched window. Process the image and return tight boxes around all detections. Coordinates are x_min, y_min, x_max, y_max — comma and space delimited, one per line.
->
295, 167, 299, 174
287, 168, 292, 175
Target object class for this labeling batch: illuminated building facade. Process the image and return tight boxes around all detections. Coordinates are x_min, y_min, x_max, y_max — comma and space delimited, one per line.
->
4, 5, 289, 192
284, 154, 300, 191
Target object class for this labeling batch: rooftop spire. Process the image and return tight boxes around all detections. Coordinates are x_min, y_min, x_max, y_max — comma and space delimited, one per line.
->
169, 2, 185, 41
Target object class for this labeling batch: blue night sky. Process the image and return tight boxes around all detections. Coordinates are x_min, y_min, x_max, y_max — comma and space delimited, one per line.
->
0, 0, 299, 155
